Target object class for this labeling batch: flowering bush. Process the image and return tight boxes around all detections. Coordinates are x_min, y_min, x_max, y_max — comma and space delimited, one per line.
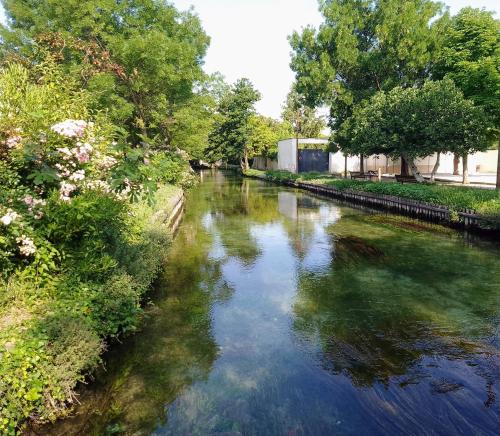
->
0, 60, 191, 432
51, 119, 88, 138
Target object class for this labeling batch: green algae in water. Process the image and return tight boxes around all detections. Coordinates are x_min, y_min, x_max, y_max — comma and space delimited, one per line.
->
37, 171, 500, 436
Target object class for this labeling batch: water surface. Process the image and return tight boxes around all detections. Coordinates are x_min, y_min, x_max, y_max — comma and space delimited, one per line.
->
41, 171, 500, 435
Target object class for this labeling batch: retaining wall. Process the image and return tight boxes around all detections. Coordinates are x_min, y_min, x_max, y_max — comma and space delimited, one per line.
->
245, 173, 498, 234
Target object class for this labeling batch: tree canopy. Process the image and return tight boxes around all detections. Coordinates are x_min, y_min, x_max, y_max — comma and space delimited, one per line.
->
207, 78, 261, 169
282, 88, 325, 139
433, 6, 500, 127
247, 115, 293, 160
289, 0, 445, 131
338, 79, 489, 181
433, 6, 499, 185
0, 0, 213, 155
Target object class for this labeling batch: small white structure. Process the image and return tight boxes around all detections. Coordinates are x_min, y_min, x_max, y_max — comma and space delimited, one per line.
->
278, 138, 329, 173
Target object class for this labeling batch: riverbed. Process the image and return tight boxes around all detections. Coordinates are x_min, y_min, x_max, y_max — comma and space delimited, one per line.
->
38, 170, 500, 435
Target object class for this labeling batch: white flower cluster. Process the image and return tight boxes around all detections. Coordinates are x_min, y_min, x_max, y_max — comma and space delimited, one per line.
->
23, 195, 46, 220
3, 128, 23, 149
60, 182, 77, 202
5, 135, 22, 149
69, 169, 86, 182
98, 155, 118, 170
57, 142, 93, 164
51, 119, 88, 139
1, 209, 18, 226
16, 235, 36, 256
84, 180, 111, 193
50, 119, 118, 201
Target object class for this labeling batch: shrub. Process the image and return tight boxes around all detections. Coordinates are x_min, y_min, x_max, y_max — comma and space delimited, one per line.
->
90, 272, 141, 337
0, 57, 188, 432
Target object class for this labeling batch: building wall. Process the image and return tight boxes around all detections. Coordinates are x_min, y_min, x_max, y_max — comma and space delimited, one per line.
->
329, 150, 498, 175
278, 139, 298, 173
328, 152, 361, 174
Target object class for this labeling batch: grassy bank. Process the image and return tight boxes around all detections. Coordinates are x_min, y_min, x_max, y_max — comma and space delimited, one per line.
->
0, 185, 182, 433
245, 169, 500, 218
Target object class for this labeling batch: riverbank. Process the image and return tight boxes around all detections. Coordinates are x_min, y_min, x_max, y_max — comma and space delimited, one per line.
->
244, 169, 500, 232
0, 185, 184, 433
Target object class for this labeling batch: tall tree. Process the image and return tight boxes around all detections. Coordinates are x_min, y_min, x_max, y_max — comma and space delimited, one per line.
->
207, 79, 261, 170
289, 0, 444, 132
338, 79, 489, 183
433, 7, 500, 187
247, 115, 294, 160
282, 88, 325, 140
0, 0, 210, 151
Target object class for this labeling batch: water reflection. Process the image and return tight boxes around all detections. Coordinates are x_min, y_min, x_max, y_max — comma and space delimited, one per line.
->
40, 171, 499, 435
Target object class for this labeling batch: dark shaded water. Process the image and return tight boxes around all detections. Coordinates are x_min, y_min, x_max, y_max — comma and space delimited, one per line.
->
40, 171, 499, 435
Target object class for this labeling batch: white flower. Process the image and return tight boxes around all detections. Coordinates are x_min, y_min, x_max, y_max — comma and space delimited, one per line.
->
51, 120, 88, 139
16, 236, 36, 256
1, 210, 18, 226
59, 182, 76, 201
23, 195, 46, 213
84, 180, 111, 193
80, 143, 93, 153
23, 195, 34, 207
57, 147, 72, 160
75, 150, 90, 163
5, 135, 22, 149
99, 156, 117, 170
69, 170, 85, 181
55, 163, 71, 178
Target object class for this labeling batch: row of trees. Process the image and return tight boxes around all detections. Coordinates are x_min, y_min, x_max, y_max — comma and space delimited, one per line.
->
1, 0, 330, 173
289, 1, 499, 186
206, 79, 326, 170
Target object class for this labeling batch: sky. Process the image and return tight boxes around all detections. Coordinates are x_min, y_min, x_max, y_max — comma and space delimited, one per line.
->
0, 0, 498, 118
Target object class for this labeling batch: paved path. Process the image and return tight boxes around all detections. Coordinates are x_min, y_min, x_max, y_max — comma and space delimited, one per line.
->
425, 173, 496, 189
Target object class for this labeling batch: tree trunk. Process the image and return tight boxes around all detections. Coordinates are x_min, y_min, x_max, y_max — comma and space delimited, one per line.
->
462, 154, 469, 185
430, 152, 441, 183
240, 147, 250, 172
453, 154, 460, 175
496, 144, 500, 190
344, 154, 348, 178
400, 155, 409, 176
402, 154, 425, 183
359, 154, 364, 173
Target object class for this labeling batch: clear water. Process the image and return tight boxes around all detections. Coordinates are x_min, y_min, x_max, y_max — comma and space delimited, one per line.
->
40, 171, 500, 435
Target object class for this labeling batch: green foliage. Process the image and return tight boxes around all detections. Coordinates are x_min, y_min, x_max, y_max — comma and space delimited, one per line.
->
1, 0, 213, 155
247, 115, 293, 159
337, 79, 490, 167
281, 87, 325, 138
433, 7, 500, 134
0, 185, 180, 432
207, 78, 261, 168
290, 0, 444, 130
0, 54, 189, 431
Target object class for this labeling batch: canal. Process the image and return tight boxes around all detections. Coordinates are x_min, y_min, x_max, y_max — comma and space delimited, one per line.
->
40, 170, 500, 435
